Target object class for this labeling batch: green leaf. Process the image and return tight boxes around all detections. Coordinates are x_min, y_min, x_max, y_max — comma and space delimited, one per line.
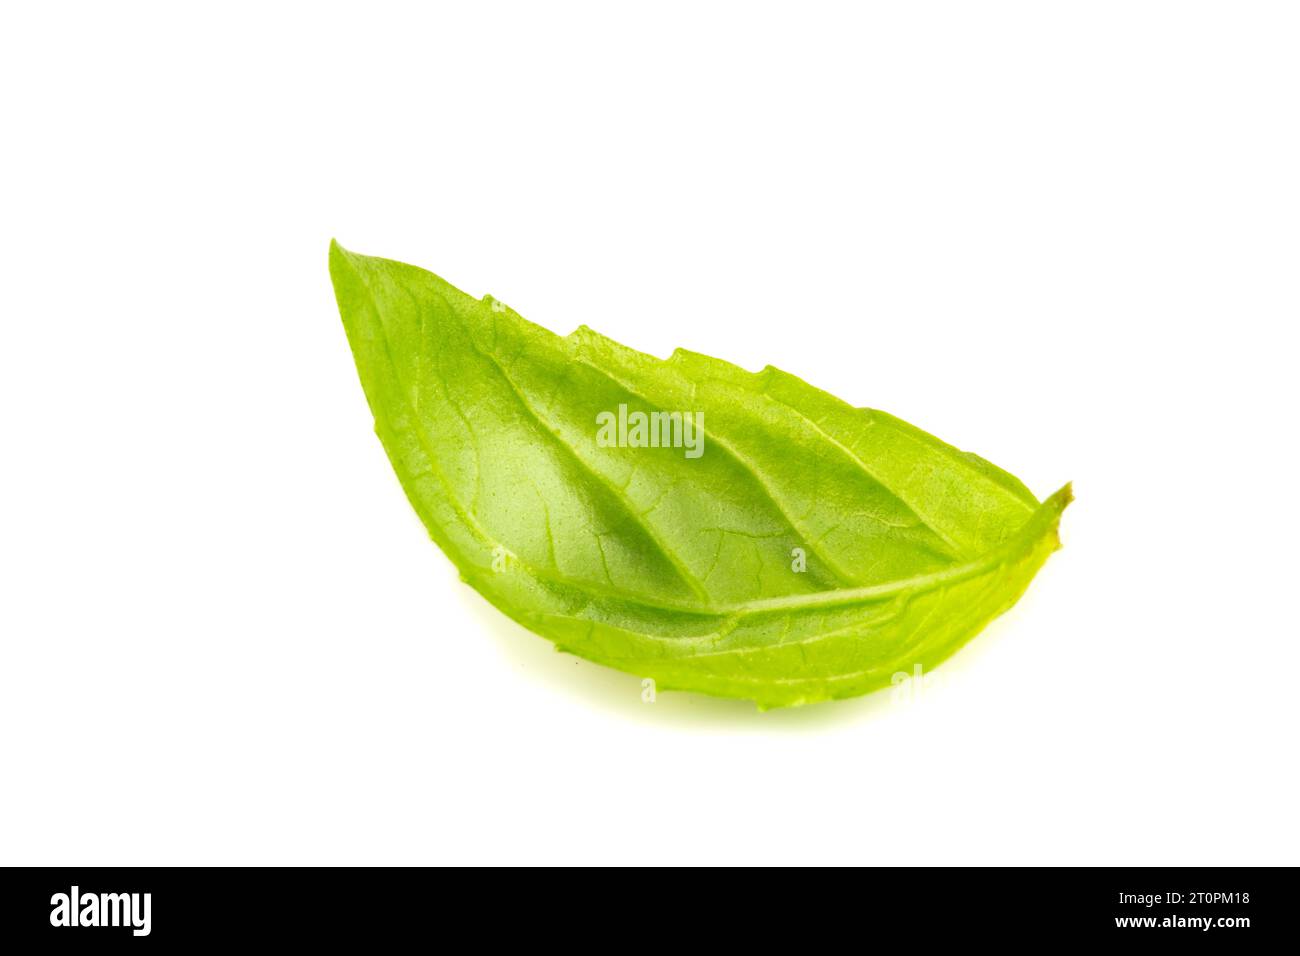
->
329, 240, 1070, 709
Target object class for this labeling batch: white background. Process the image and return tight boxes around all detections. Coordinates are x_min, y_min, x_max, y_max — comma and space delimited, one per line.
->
2, 2, 1297, 866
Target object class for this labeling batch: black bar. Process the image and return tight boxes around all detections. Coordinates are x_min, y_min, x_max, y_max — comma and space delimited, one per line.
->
0, 866, 1289, 945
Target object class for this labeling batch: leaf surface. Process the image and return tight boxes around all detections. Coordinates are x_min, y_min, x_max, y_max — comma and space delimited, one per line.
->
329, 241, 1070, 708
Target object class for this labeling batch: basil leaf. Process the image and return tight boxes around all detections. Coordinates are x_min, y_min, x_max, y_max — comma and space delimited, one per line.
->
329, 241, 1070, 709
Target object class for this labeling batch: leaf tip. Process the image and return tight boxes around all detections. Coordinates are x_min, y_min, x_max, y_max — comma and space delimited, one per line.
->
1053, 481, 1075, 509
328, 238, 356, 282
1042, 482, 1074, 551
